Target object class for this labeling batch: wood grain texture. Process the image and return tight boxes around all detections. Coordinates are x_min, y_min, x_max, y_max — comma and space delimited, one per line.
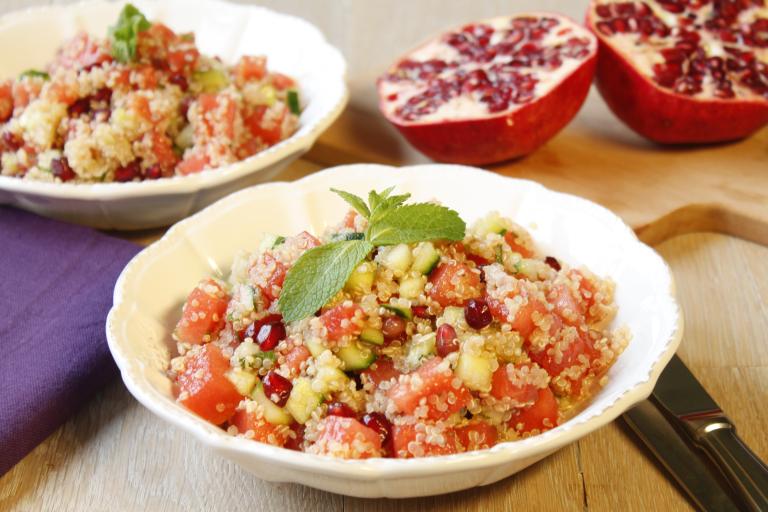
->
2, 232, 766, 511
306, 100, 768, 247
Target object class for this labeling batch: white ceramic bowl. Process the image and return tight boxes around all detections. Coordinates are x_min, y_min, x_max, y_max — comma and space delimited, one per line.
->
106, 164, 683, 498
0, 0, 347, 230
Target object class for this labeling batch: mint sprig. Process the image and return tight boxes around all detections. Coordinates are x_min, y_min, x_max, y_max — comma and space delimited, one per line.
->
279, 240, 373, 322
278, 187, 466, 322
109, 4, 151, 64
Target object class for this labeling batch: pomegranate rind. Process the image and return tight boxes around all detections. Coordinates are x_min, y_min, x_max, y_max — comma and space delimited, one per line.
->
586, 3, 768, 144
377, 14, 598, 165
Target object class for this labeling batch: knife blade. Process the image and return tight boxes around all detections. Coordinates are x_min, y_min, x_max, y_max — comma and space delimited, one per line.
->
652, 354, 768, 511
623, 400, 740, 511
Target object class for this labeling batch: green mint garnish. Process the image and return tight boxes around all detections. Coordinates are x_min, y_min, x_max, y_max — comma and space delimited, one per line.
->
279, 240, 373, 322
19, 69, 50, 80
109, 4, 151, 63
287, 90, 301, 115
278, 187, 466, 322
366, 203, 465, 246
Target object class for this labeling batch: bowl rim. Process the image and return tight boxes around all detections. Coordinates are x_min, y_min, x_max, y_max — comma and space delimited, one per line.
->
0, 0, 348, 200
106, 163, 684, 480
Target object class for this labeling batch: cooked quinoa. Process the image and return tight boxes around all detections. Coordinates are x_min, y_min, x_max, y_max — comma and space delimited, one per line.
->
168, 208, 629, 459
0, 5, 300, 183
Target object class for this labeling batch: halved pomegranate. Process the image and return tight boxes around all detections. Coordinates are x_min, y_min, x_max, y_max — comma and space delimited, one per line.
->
587, 0, 768, 144
377, 14, 597, 164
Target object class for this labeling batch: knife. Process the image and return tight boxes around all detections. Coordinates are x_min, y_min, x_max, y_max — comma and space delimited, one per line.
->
652, 354, 768, 511
623, 400, 740, 511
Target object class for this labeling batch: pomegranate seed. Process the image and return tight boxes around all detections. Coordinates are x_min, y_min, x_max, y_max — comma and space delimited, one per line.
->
51, 157, 76, 182
362, 412, 393, 451
92, 87, 112, 104
436, 324, 459, 357
257, 321, 286, 350
596, 21, 614, 36
412, 305, 431, 319
242, 314, 283, 341
144, 164, 164, 180
1, 131, 22, 151
262, 371, 292, 407
544, 256, 561, 271
595, 4, 612, 18
284, 423, 305, 451
661, 47, 687, 64
616, 2, 635, 16
382, 316, 406, 341
114, 160, 141, 182
327, 402, 356, 418
67, 97, 91, 117
464, 298, 492, 330
611, 18, 628, 33
169, 73, 189, 92
179, 96, 194, 119
657, 0, 685, 14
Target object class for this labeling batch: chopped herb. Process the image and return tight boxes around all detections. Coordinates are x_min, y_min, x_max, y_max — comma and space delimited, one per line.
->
330, 232, 366, 242
19, 69, 49, 80
273, 236, 286, 247
287, 90, 301, 115
108, 3, 151, 63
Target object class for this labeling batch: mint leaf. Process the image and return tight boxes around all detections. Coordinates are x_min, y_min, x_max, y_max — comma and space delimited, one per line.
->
278, 240, 373, 322
368, 187, 393, 213
331, 188, 370, 219
367, 203, 465, 246
109, 4, 151, 63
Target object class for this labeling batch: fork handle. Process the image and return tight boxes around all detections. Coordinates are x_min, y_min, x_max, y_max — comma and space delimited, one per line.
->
696, 422, 768, 512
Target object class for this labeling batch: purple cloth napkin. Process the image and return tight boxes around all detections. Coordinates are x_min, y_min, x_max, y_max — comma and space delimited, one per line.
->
0, 206, 140, 476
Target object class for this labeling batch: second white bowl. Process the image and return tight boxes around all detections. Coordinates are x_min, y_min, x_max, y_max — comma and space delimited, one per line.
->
0, 0, 347, 229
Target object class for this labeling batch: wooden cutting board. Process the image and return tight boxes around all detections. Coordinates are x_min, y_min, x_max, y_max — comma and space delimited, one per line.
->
306, 93, 768, 247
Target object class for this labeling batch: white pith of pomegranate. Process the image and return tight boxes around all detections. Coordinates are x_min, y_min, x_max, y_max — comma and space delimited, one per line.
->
587, 0, 768, 143
376, 14, 598, 165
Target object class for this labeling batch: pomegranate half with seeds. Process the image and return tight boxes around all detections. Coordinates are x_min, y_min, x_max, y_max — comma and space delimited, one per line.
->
377, 14, 598, 165
587, 0, 768, 144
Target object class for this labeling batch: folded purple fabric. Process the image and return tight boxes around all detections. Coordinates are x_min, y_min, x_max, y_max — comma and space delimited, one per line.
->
0, 207, 140, 476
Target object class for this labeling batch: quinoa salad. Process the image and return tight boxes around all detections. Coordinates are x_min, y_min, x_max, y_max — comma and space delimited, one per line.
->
0, 4, 300, 183
168, 187, 629, 459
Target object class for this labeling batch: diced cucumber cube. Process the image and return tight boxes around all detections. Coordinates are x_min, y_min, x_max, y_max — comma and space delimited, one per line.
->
174, 124, 194, 149
312, 366, 350, 394
440, 306, 466, 329
225, 368, 257, 396
411, 242, 440, 275
360, 327, 385, 346
305, 338, 326, 358
398, 276, 425, 299
382, 304, 413, 320
285, 378, 324, 424
259, 233, 285, 251
473, 212, 508, 237
405, 332, 436, 369
336, 341, 376, 371
381, 244, 413, 274
251, 381, 293, 425
456, 353, 494, 392
193, 69, 229, 92
344, 262, 375, 295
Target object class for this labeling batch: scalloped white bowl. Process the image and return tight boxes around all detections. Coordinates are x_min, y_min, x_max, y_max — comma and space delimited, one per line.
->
0, 0, 347, 230
106, 164, 683, 498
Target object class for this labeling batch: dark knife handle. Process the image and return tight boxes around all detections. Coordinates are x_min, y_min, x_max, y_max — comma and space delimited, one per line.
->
696, 423, 768, 512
